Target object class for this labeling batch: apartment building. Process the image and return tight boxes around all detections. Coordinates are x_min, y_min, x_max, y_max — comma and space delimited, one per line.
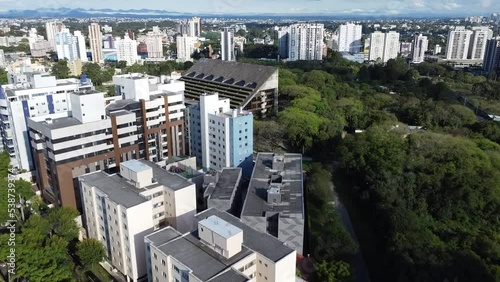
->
446, 26, 473, 60
484, 38, 500, 72
202, 167, 243, 214
187, 93, 253, 175
115, 34, 139, 66
0, 49, 5, 68
55, 28, 79, 62
338, 23, 363, 53
28, 74, 186, 209
241, 153, 305, 254
221, 27, 235, 62
411, 34, 428, 63
145, 27, 164, 59
80, 159, 196, 282
286, 23, 324, 61
144, 208, 296, 282
468, 26, 493, 60
0, 73, 93, 171
89, 23, 104, 63
176, 35, 198, 62
180, 59, 279, 116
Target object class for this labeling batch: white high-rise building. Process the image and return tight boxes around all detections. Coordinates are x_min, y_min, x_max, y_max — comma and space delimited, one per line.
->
0, 49, 5, 68
115, 34, 139, 66
434, 44, 442, 55
73, 31, 88, 62
411, 34, 428, 64
145, 27, 163, 59
338, 23, 363, 53
88, 23, 104, 63
445, 26, 473, 60
221, 27, 235, 61
1, 73, 93, 170
286, 23, 324, 61
176, 35, 198, 62
45, 22, 58, 51
369, 31, 400, 62
368, 31, 385, 62
55, 28, 79, 62
483, 38, 500, 72
187, 93, 253, 174
468, 26, 493, 60
383, 31, 400, 62
277, 26, 290, 59
189, 17, 202, 37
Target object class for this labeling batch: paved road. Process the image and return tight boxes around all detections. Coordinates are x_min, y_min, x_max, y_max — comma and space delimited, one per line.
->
331, 165, 371, 282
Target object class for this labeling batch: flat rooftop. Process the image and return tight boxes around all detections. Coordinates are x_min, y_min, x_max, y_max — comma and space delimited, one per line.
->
80, 160, 194, 208
156, 232, 252, 281
39, 116, 82, 130
122, 159, 151, 173
136, 159, 193, 191
208, 269, 248, 282
79, 172, 148, 208
241, 153, 304, 218
196, 208, 294, 262
205, 168, 241, 201
199, 215, 242, 239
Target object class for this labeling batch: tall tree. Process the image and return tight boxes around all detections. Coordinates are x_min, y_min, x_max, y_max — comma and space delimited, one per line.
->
77, 238, 106, 269
51, 59, 70, 79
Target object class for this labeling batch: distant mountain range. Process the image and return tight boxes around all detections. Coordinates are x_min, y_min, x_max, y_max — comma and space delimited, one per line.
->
0, 8, 190, 18
0, 7, 466, 19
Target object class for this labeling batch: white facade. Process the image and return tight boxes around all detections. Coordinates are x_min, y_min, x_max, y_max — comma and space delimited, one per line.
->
145, 29, 163, 59
0, 49, 5, 68
338, 23, 362, 53
1, 74, 93, 170
287, 23, 324, 61
115, 35, 139, 66
80, 159, 196, 281
80, 175, 154, 282
446, 26, 473, 60
383, 31, 400, 62
469, 26, 493, 60
56, 28, 79, 62
74, 31, 88, 62
368, 31, 385, 62
221, 27, 235, 61
89, 23, 104, 63
145, 209, 297, 282
45, 22, 58, 51
176, 35, 198, 62
434, 44, 442, 55
411, 34, 428, 64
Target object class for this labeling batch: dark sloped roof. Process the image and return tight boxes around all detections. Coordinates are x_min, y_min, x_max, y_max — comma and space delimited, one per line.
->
182, 59, 277, 91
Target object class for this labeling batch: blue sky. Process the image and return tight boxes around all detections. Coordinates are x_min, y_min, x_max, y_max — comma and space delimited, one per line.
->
1, 0, 499, 15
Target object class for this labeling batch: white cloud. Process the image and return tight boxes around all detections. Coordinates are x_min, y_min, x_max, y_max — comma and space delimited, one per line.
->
412, 0, 426, 8
442, 2, 461, 10
481, 0, 491, 8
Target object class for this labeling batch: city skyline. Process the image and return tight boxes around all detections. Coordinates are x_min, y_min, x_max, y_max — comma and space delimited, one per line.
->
0, 0, 498, 16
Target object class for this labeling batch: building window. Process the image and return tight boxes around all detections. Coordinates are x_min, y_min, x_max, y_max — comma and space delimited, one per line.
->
154, 265, 158, 271
154, 253, 157, 259
162, 259, 166, 266
173, 265, 179, 273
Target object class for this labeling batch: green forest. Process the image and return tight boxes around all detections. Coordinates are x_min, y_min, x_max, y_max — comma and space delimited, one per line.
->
253, 55, 500, 282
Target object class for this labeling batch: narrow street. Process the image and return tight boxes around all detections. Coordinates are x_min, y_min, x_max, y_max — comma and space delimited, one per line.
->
331, 164, 371, 282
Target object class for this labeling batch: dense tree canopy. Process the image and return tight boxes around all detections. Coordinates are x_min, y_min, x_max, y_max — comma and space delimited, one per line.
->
51, 59, 70, 79
77, 238, 106, 269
